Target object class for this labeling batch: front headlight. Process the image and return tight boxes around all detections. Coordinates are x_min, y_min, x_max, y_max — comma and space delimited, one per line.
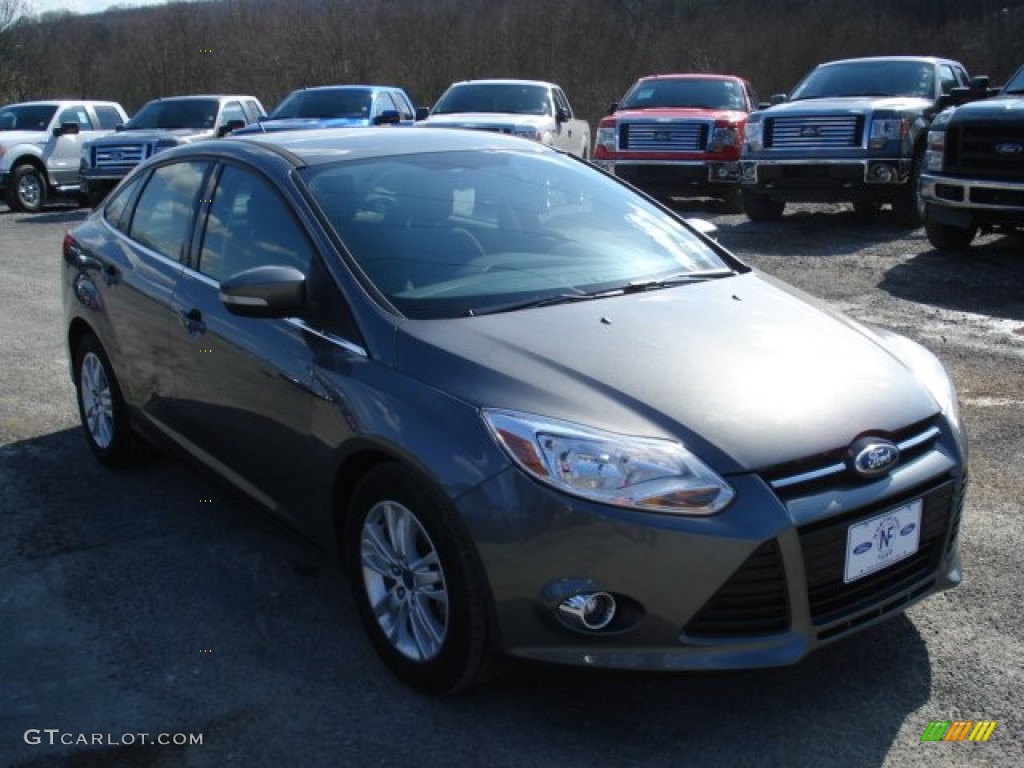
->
868, 117, 909, 149
483, 410, 735, 515
596, 125, 616, 152
709, 126, 739, 152
744, 119, 763, 152
924, 128, 946, 172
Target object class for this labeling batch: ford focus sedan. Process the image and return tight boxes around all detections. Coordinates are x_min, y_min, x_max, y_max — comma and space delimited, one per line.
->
62, 128, 966, 693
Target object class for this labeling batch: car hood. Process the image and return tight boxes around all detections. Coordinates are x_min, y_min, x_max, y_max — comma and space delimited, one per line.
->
396, 272, 939, 473
612, 107, 748, 122
951, 95, 1024, 117
0, 130, 48, 146
88, 128, 214, 145
766, 96, 933, 114
236, 117, 371, 133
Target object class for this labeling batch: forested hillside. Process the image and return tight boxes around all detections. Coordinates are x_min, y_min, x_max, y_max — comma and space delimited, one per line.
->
2, 0, 1022, 125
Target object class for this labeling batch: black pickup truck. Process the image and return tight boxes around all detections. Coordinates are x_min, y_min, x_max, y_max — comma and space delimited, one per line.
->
920, 63, 1024, 251
740, 56, 972, 224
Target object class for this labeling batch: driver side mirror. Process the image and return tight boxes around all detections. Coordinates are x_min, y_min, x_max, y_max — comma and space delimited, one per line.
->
218, 119, 246, 137
53, 122, 80, 137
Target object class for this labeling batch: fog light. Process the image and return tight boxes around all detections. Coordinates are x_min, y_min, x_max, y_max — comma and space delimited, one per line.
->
740, 162, 757, 183
558, 592, 617, 630
868, 162, 896, 183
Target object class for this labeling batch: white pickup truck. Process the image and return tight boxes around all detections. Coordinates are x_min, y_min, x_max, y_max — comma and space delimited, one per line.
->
422, 79, 591, 159
0, 100, 128, 212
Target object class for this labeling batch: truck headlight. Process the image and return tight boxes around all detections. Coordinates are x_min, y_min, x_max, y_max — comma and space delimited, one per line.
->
596, 126, 616, 152
709, 126, 739, 152
868, 117, 909, 149
744, 120, 763, 152
484, 410, 735, 515
924, 129, 946, 172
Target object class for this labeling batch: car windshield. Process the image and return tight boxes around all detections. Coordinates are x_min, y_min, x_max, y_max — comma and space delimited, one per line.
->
432, 84, 550, 116
0, 104, 57, 131
301, 149, 733, 319
621, 79, 747, 110
126, 99, 219, 130
789, 61, 935, 101
270, 89, 372, 119
1002, 66, 1024, 94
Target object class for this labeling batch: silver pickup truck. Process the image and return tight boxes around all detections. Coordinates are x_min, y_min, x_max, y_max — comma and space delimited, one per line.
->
421, 79, 591, 159
0, 100, 127, 212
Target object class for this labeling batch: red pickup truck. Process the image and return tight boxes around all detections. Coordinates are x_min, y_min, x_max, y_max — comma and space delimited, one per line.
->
592, 74, 757, 210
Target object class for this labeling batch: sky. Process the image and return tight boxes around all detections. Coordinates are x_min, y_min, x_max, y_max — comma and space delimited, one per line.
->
28, 0, 177, 16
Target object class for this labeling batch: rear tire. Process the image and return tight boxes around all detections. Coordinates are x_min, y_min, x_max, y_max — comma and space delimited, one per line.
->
345, 463, 495, 693
73, 333, 144, 467
6, 164, 47, 213
742, 191, 785, 222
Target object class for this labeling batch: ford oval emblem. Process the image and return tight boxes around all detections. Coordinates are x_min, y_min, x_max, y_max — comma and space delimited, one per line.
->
995, 143, 1023, 155
849, 437, 900, 478
853, 542, 872, 555
900, 523, 917, 536
800, 126, 821, 138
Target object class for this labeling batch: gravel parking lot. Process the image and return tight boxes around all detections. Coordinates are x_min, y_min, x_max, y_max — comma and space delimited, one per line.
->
1, 198, 1022, 768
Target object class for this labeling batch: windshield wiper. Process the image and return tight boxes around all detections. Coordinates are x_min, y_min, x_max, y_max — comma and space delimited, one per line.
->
465, 292, 600, 317
464, 270, 734, 316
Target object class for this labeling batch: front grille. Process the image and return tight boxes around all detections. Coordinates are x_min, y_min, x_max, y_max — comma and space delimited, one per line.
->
92, 143, 149, 168
766, 114, 864, 149
946, 120, 1024, 180
685, 540, 789, 637
621, 121, 709, 152
799, 479, 956, 629
761, 417, 941, 498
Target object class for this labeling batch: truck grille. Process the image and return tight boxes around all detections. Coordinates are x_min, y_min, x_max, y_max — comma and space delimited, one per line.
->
945, 121, 1024, 180
620, 121, 709, 152
766, 115, 864, 149
91, 144, 150, 168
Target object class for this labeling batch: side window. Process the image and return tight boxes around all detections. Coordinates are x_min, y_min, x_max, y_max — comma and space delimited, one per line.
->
243, 99, 265, 122
129, 161, 207, 261
198, 165, 312, 283
938, 65, 959, 95
393, 91, 414, 120
219, 102, 245, 129
553, 89, 569, 117
103, 174, 146, 233
376, 91, 398, 116
57, 105, 93, 131
93, 105, 123, 130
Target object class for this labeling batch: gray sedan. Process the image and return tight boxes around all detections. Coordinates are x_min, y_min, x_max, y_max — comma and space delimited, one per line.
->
61, 128, 966, 693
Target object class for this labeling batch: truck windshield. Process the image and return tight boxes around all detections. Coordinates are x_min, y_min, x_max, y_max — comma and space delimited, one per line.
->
621, 79, 747, 110
790, 61, 935, 101
0, 104, 57, 131
126, 99, 219, 130
433, 84, 550, 115
270, 89, 372, 119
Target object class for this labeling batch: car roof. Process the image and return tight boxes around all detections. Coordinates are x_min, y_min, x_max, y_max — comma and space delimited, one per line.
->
638, 74, 745, 82
221, 126, 554, 167
141, 95, 259, 102
446, 79, 556, 89
285, 85, 404, 93
816, 56, 959, 67
2, 100, 122, 107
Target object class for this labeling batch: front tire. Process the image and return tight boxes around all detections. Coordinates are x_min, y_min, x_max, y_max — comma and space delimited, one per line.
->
73, 333, 141, 467
346, 463, 494, 693
892, 154, 924, 226
742, 191, 785, 222
925, 218, 977, 252
6, 164, 47, 213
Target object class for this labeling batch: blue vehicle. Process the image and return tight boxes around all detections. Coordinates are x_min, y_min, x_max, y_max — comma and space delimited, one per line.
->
234, 85, 424, 134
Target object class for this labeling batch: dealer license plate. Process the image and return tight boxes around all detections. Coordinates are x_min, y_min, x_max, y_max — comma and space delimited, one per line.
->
843, 499, 922, 584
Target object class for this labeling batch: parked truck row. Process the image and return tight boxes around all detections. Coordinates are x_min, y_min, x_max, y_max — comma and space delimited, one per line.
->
2, 59, 1021, 253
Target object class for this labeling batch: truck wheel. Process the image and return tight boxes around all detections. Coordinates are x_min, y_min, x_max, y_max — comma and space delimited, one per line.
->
742, 191, 785, 222
6, 164, 47, 213
722, 188, 745, 214
892, 155, 923, 227
853, 201, 881, 222
925, 219, 976, 252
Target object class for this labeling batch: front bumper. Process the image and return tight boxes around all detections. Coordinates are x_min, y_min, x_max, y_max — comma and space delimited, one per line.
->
458, 420, 965, 670
740, 158, 913, 201
921, 172, 1024, 226
594, 159, 739, 196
